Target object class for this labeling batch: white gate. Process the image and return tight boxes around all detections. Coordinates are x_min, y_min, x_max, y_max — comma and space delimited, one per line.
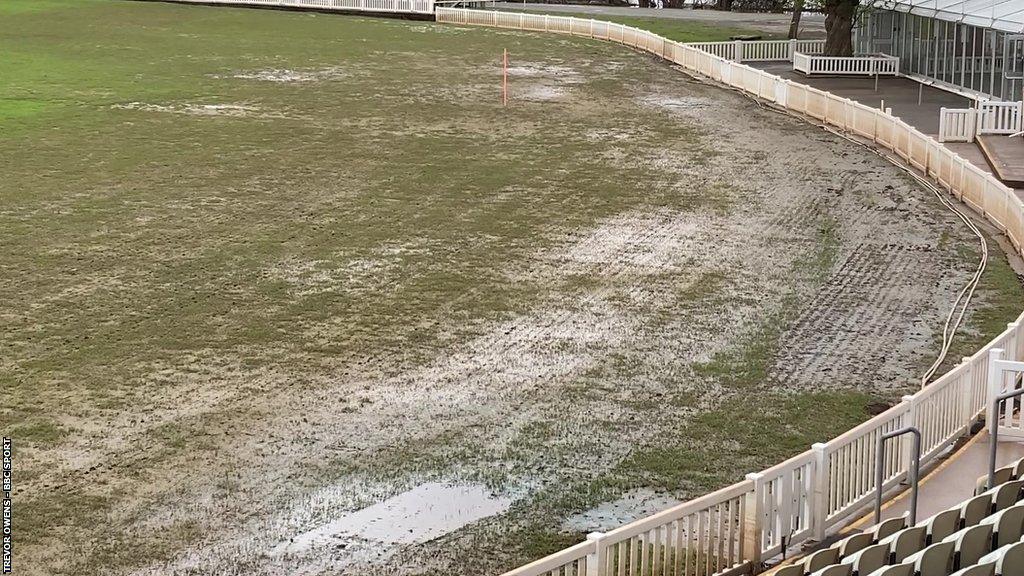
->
978, 101, 1023, 135
987, 349, 1024, 442
938, 107, 978, 142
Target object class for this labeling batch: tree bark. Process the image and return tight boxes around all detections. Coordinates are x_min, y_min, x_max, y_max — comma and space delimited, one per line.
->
788, 0, 804, 40
822, 0, 857, 56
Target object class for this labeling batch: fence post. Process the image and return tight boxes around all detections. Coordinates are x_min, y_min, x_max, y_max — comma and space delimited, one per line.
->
961, 356, 976, 436
811, 442, 829, 542
901, 395, 916, 481
988, 349, 1005, 434
743, 473, 765, 568
585, 531, 605, 576
789, 38, 797, 61
775, 79, 789, 107
1009, 322, 1020, 361
734, 39, 743, 62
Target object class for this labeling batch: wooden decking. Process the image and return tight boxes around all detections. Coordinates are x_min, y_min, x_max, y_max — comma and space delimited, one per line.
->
979, 135, 1024, 188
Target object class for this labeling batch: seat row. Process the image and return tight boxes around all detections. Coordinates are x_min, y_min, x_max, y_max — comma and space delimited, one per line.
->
773, 465, 1024, 576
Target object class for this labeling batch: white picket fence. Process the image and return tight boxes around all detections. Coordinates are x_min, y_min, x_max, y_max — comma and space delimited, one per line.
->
979, 101, 1024, 136
159, 0, 436, 14
938, 107, 978, 143
792, 52, 900, 76
938, 101, 1023, 142
434, 8, 1024, 576
687, 39, 825, 63
987, 349, 1024, 443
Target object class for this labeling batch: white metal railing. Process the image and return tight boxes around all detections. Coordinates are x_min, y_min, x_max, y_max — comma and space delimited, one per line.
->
433, 8, 1024, 576
792, 52, 900, 76
162, 0, 436, 14
978, 101, 1023, 136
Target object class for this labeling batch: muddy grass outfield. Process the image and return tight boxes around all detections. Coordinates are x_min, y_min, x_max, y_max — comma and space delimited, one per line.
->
3, 1, 1023, 575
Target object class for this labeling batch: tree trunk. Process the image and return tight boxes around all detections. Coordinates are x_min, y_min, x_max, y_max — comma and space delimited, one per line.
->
823, 0, 857, 56
788, 0, 804, 40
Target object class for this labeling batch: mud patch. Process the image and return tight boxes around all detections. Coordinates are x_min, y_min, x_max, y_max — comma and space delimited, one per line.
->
217, 67, 350, 83
111, 101, 283, 118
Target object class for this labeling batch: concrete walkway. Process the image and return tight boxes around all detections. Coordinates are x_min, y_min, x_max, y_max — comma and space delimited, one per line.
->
493, 3, 825, 37
854, 432, 1024, 528
753, 62, 972, 136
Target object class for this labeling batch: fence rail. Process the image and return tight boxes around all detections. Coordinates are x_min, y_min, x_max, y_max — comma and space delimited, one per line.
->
433, 8, 1024, 576
158, 0, 436, 14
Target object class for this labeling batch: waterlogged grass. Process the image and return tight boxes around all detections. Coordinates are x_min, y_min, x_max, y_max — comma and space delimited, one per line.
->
0, 2, 747, 574
3, 2, 1021, 575
927, 235, 1024, 377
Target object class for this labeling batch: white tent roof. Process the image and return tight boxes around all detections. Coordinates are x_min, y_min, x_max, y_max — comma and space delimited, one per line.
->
869, 0, 1024, 33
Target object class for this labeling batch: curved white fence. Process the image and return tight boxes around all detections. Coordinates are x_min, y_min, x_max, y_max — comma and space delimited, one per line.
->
434, 8, 1024, 576
157, 0, 436, 15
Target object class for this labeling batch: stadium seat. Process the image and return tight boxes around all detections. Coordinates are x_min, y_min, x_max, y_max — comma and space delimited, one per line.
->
1013, 457, 1024, 480
809, 564, 852, 576
864, 564, 914, 576
842, 543, 890, 576
873, 516, 908, 542
905, 541, 954, 576
979, 504, 1024, 548
949, 563, 995, 576
978, 540, 1024, 575
976, 468, 1014, 495
943, 523, 993, 569
990, 480, 1024, 512
834, 532, 875, 558
881, 525, 926, 563
774, 564, 805, 576
805, 547, 841, 573
962, 494, 994, 527
925, 509, 963, 544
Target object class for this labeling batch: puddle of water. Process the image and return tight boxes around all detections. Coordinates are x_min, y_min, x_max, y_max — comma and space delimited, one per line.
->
563, 489, 683, 533
275, 482, 512, 555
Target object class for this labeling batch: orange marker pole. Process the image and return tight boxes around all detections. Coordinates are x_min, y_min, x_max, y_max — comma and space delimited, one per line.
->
503, 49, 508, 107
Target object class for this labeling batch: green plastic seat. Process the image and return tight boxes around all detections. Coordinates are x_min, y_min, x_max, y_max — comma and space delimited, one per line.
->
905, 541, 954, 576
980, 504, 1024, 548
804, 546, 841, 573
842, 542, 889, 576
943, 523, 993, 570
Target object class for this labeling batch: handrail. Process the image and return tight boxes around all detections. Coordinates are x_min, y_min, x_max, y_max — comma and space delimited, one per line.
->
874, 427, 921, 526
989, 386, 1024, 488
987, 348, 1024, 488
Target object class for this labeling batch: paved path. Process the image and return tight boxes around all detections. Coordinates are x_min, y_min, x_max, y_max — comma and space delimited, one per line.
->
493, 3, 825, 36
856, 432, 1024, 527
